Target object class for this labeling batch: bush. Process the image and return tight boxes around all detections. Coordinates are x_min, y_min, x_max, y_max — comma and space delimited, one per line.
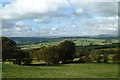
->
103, 54, 108, 63
23, 59, 32, 65
96, 54, 103, 63
112, 50, 120, 64
13, 60, 21, 65
82, 55, 91, 63
78, 57, 85, 63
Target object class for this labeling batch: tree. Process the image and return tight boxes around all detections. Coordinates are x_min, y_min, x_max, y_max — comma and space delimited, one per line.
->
89, 50, 99, 62
1, 36, 32, 65
112, 49, 120, 64
41, 40, 76, 65
42, 45, 60, 65
1, 37, 18, 63
34, 47, 46, 61
22, 50, 32, 65
103, 54, 108, 63
58, 40, 76, 63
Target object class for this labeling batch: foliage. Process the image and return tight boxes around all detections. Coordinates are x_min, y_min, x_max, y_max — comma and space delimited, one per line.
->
82, 55, 91, 63
103, 54, 108, 63
1, 36, 32, 65
112, 49, 120, 64
96, 54, 103, 63
58, 40, 76, 63
1, 37, 18, 63
42, 45, 60, 65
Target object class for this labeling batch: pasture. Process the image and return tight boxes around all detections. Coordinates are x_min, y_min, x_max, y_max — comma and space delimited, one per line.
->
2, 63, 118, 78
20, 38, 118, 49
2, 37, 119, 79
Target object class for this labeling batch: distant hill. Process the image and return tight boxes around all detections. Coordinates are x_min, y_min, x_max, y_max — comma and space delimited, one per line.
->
8, 37, 64, 44
8, 35, 118, 44
93, 34, 118, 39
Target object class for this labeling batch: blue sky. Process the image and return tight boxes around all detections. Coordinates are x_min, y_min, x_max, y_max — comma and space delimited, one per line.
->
1, 0, 118, 37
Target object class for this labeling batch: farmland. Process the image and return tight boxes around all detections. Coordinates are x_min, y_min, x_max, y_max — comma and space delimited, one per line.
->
19, 38, 118, 49
2, 37, 119, 79
2, 63, 119, 78
2, 0, 119, 79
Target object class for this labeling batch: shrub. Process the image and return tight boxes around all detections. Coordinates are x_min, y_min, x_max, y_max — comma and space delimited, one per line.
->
82, 55, 91, 63
112, 49, 120, 64
96, 54, 103, 63
103, 54, 108, 63
78, 57, 85, 63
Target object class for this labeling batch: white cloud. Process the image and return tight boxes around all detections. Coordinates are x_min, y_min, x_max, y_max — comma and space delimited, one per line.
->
71, 2, 118, 17
2, 0, 118, 20
1, 0, 118, 37
71, 25, 77, 28
2, 0, 69, 19
70, 0, 119, 2
15, 27, 21, 31
33, 17, 49, 23
15, 21, 31, 27
33, 19, 43, 22
51, 26, 58, 31
75, 8, 84, 14
3, 29, 8, 32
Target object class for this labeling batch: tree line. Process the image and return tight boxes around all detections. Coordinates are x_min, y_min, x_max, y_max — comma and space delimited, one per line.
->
1, 37, 76, 65
1, 37, 120, 65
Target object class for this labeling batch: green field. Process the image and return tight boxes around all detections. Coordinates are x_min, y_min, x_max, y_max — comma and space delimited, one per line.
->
2, 63, 118, 78
20, 38, 118, 49
2, 38, 119, 78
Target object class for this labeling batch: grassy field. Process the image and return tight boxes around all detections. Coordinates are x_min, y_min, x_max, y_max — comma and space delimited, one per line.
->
20, 38, 118, 49
2, 63, 118, 78
2, 38, 119, 79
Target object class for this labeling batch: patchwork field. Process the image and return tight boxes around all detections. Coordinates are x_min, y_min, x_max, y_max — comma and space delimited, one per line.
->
2, 37, 119, 79
20, 38, 118, 49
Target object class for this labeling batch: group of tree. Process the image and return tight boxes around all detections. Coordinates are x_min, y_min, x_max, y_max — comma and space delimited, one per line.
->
1, 37, 32, 65
1, 36, 120, 65
76, 49, 120, 64
31, 40, 76, 65
1, 37, 76, 65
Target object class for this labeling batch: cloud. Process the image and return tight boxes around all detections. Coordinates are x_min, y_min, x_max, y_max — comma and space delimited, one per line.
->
2, 0, 69, 20
2, 20, 15, 29
33, 17, 49, 23
51, 27, 57, 31
70, 0, 119, 2
2, 0, 118, 20
71, 2, 118, 17
15, 21, 31, 27
1, 0, 118, 37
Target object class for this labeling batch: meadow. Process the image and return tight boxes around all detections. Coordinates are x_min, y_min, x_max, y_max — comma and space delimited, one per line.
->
2, 63, 118, 78
19, 38, 118, 49
2, 37, 119, 79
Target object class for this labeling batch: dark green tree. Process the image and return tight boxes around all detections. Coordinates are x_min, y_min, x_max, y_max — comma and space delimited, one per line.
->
112, 49, 120, 64
1, 37, 32, 65
42, 45, 60, 65
1, 37, 18, 63
58, 40, 76, 63
22, 50, 32, 65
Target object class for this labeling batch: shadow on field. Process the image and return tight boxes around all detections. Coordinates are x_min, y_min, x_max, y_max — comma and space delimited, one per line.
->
22, 63, 67, 67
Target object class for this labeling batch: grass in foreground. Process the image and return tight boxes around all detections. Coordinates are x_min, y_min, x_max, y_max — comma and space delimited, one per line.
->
2, 63, 118, 78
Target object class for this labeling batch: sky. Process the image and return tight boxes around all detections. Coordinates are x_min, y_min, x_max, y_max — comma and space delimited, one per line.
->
0, 0, 119, 37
